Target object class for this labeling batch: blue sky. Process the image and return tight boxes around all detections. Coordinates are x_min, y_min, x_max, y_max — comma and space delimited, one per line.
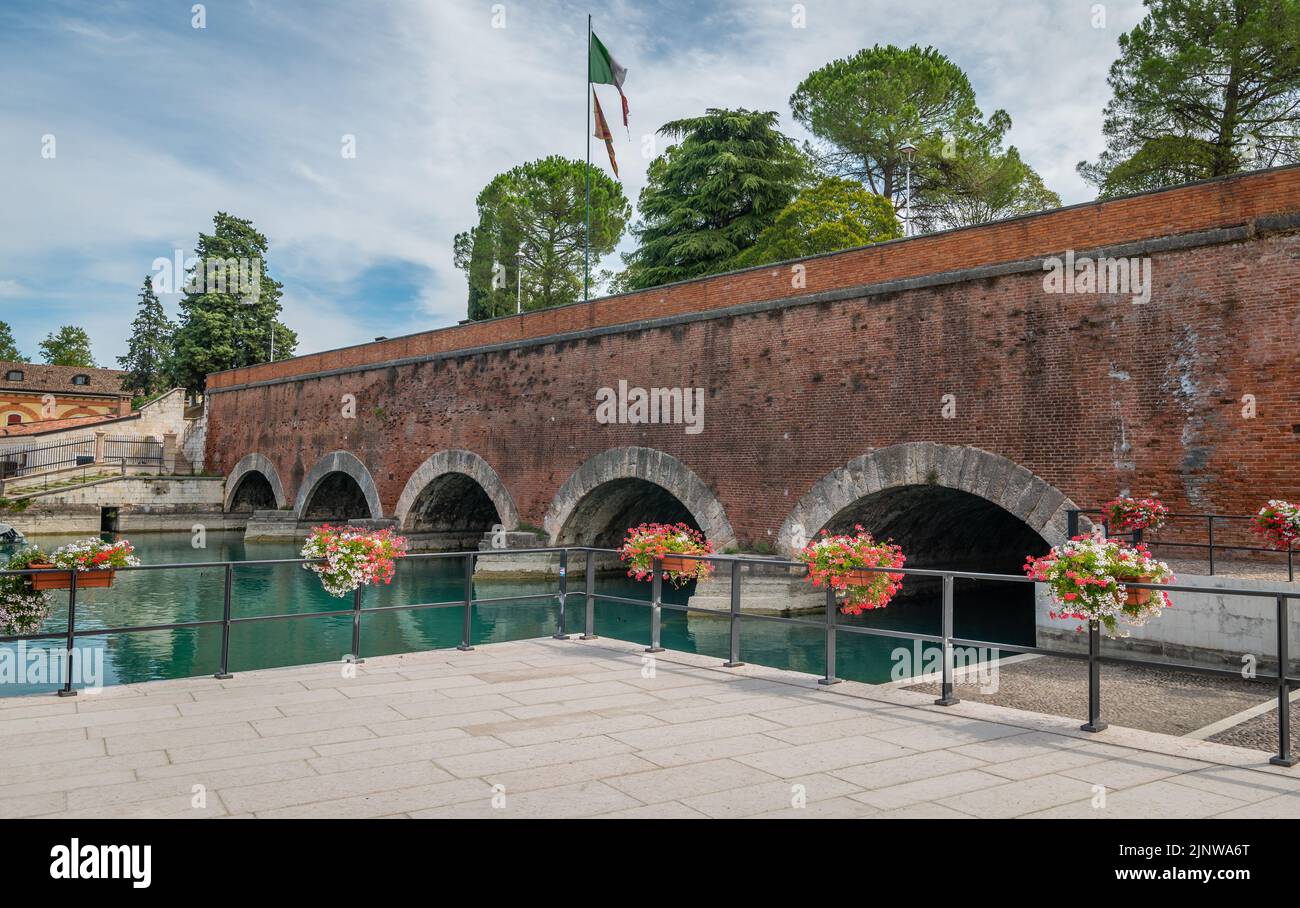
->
0, 0, 1145, 366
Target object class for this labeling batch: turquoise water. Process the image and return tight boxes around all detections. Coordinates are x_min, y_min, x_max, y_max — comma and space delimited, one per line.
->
1, 532, 1032, 696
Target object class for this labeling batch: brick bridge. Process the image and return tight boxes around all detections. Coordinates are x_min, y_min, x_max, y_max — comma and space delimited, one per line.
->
205, 166, 1300, 575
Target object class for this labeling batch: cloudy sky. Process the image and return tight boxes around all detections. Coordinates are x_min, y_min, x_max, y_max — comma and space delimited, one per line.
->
0, 0, 1146, 366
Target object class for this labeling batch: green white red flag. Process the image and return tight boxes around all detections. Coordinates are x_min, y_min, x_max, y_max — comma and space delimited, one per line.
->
589, 31, 628, 128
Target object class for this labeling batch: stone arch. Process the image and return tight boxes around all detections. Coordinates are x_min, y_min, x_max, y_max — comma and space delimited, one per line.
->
224, 453, 287, 512
776, 443, 1082, 558
393, 450, 520, 532
294, 451, 383, 521
543, 447, 736, 549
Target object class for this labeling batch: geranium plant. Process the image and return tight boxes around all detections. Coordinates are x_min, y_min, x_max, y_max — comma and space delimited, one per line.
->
1252, 500, 1300, 550
1024, 532, 1175, 636
1105, 496, 1169, 533
797, 526, 906, 616
0, 547, 52, 635
618, 522, 714, 588
301, 525, 408, 597
49, 538, 140, 572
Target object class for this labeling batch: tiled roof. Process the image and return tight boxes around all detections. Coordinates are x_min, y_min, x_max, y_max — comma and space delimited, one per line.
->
0, 361, 131, 396
0, 413, 132, 438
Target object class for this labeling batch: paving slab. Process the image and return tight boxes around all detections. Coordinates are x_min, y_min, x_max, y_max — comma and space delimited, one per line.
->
0, 636, 1294, 819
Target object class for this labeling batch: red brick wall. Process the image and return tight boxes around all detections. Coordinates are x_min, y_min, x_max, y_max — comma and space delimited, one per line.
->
205, 168, 1300, 546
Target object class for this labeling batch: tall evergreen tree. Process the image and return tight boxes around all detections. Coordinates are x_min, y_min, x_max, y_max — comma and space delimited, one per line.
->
118, 275, 174, 398
39, 326, 96, 367
1079, 0, 1300, 196
0, 321, 21, 362
618, 109, 809, 290
168, 213, 296, 392
790, 45, 983, 208
455, 156, 628, 320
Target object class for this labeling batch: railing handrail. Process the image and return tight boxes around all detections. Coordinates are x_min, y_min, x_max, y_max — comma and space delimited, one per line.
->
1, 543, 1294, 767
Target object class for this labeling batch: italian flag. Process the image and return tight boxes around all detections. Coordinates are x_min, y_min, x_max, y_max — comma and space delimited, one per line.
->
589, 31, 628, 127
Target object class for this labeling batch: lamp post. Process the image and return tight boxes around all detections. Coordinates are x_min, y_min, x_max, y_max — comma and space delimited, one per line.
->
515, 250, 524, 315
899, 141, 917, 237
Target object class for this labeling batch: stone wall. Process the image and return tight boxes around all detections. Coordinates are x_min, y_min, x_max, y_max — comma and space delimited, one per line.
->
204, 166, 1300, 552
6, 475, 233, 535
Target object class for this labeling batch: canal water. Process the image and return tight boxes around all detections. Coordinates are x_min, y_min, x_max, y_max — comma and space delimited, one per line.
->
1, 533, 1033, 697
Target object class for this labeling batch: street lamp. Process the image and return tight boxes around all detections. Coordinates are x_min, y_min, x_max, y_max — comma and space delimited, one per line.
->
515, 250, 524, 315
899, 141, 918, 237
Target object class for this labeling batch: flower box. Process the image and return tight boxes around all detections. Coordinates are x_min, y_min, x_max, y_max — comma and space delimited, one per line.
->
797, 527, 906, 615
27, 563, 116, 591
658, 554, 700, 573
1119, 575, 1155, 606
619, 523, 714, 588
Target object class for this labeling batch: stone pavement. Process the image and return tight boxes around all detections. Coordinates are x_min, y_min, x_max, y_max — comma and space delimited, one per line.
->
1, 637, 1298, 819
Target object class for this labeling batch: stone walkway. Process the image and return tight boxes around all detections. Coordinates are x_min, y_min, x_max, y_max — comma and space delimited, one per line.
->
2, 637, 1298, 819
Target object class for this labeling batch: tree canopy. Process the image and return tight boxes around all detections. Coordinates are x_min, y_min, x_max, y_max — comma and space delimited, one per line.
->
618, 108, 810, 290
790, 45, 981, 206
0, 321, 21, 362
455, 155, 629, 320
730, 177, 901, 268
1079, 0, 1300, 195
168, 212, 296, 392
915, 111, 1063, 230
39, 326, 96, 367
118, 275, 174, 398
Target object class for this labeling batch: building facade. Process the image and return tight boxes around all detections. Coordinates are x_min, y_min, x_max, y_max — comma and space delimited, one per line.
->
0, 361, 133, 429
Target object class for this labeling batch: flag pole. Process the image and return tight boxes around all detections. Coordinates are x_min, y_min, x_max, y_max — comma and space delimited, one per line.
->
584, 13, 592, 302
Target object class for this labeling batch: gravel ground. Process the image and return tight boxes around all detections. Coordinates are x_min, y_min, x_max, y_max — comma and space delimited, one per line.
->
1206, 705, 1287, 753
1162, 555, 1296, 583
905, 656, 1279, 748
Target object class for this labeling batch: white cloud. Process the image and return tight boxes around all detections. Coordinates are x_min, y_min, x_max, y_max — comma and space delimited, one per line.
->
1, 0, 1146, 364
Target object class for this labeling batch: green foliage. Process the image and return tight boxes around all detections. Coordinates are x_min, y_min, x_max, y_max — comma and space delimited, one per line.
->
118, 276, 174, 397
1079, 0, 1300, 196
0, 321, 21, 362
39, 326, 96, 367
790, 45, 982, 205
730, 177, 901, 268
456, 156, 629, 320
618, 108, 810, 290
916, 112, 1063, 230
168, 213, 296, 391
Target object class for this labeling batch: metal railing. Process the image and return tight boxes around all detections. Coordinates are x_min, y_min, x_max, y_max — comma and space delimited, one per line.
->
1, 544, 1296, 767
103, 435, 163, 468
1072, 507, 1296, 581
0, 435, 95, 479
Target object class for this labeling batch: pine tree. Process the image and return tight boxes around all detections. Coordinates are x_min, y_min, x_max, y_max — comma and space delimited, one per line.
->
168, 213, 297, 392
118, 276, 174, 398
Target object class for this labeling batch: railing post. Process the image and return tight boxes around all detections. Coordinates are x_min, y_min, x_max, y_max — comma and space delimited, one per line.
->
1207, 516, 1215, 575
1288, 542, 1294, 584
646, 556, 664, 653
934, 574, 959, 706
553, 548, 569, 639
214, 563, 234, 679
1271, 594, 1296, 767
1066, 509, 1080, 539
350, 585, 364, 665
581, 550, 598, 640
457, 551, 475, 652
1081, 619, 1108, 732
818, 585, 841, 686
723, 558, 744, 668
57, 570, 78, 697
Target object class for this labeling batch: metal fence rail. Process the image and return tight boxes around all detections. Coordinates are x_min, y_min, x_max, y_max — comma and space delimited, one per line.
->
1, 545, 1296, 767
103, 435, 162, 467
1074, 507, 1296, 580
0, 435, 95, 479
